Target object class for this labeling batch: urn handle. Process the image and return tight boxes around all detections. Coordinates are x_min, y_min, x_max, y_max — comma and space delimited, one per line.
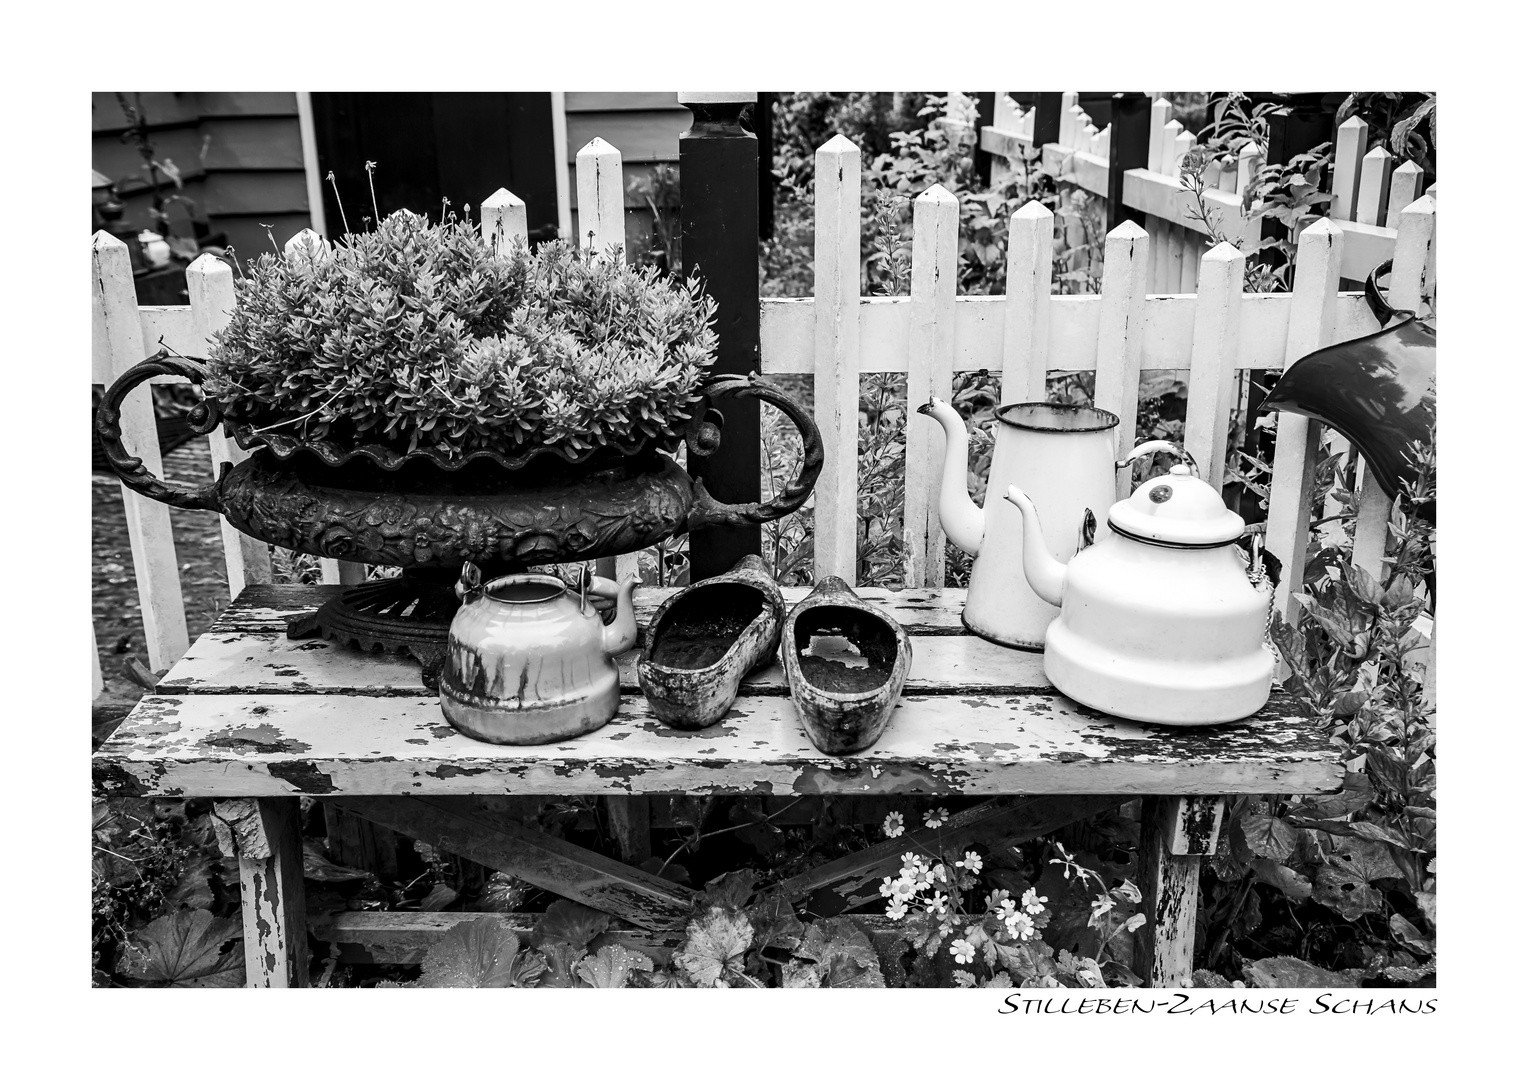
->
94, 349, 226, 512
685, 374, 824, 530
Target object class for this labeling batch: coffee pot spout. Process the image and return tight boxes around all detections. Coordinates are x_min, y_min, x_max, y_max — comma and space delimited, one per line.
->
1003, 485, 1067, 607
916, 397, 985, 556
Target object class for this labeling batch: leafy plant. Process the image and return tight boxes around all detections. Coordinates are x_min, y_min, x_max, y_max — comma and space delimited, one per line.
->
206, 211, 718, 460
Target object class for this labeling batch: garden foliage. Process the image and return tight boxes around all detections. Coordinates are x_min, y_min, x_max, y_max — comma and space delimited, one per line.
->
207, 212, 717, 460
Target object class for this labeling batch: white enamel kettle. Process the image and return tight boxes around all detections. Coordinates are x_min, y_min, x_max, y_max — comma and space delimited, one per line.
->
1003, 453, 1275, 726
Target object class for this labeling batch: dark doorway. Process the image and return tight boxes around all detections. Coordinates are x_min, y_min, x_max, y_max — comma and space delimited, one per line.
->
309, 92, 560, 241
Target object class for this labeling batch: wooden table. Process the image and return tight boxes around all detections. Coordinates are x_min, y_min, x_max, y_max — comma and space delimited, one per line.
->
93, 584, 1343, 987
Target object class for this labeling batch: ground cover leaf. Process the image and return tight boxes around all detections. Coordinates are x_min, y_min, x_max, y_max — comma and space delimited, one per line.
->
576, 944, 653, 988
535, 899, 611, 951
117, 908, 243, 987
792, 917, 884, 988
1244, 955, 1360, 988
419, 915, 524, 987
674, 907, 753, 987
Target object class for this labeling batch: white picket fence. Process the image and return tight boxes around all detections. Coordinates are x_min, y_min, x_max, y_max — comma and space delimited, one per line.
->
92, 127, 1437, 698
975, 93, 1435, 292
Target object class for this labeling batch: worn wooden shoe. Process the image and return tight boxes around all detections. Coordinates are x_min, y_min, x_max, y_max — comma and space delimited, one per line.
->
781, 576, 913, 755
637, 554, 786, 730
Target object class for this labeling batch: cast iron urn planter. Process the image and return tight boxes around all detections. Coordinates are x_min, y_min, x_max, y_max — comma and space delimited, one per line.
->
95, 351, 823, 671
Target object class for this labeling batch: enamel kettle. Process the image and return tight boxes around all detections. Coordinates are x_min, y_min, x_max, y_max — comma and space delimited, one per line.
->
1003, 453, 1275, 726
440, 563, 638, 745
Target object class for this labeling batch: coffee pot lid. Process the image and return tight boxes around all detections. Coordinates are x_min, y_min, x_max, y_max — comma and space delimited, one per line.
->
1108, 465, 1246, 547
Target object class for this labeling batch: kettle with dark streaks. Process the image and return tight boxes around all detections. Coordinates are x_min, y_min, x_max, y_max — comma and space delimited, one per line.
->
439, 562, 638, 744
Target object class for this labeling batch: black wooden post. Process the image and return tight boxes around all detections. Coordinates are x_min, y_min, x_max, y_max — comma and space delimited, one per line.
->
973, 92, 997, 186
755, 92, 776, 241
1032, 92, 1062, 146
1107, 92, 1152, 230
679, 93, 761, 579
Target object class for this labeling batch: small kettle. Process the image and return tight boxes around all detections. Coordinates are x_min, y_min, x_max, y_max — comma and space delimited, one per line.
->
439, 562, 638, 745
1003, 452, 1275, 726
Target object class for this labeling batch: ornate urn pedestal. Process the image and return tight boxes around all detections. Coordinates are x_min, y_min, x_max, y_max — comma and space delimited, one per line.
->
96, 353, 823, 676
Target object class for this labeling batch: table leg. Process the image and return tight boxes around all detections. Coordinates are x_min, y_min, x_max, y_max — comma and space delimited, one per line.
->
213, 797, 309, 988
1134, 795, 1225, 988
606, 796, 653, 865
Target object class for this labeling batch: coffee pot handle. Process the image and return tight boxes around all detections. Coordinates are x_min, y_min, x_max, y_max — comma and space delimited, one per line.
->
1116, 439, 1199, 477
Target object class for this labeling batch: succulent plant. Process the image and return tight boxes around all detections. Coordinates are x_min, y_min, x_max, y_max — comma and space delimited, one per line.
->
205, 212, 717, 461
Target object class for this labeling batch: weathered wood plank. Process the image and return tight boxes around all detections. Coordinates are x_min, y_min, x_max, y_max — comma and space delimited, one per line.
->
309, 910, 686, 965
770, 794, 1130, 915
338, 796, 695, 929
322, 803, 399, 880
157, 627, 1050, 697
214, 797, 308, 987
94, 689, 1341, 800
759, 292, 1382, 378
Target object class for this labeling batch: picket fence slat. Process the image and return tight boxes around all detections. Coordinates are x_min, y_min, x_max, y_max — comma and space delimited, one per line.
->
1092, 221, 1151, 500
1350, 193, 1437, 577
1183, 243, 1245, 488
1265, 219, 1344, 626
1147, 99, 1172, 173
1166, 224, 1186, 294
1235, 142, 1261, 196
94, 231, 191, 672
480, 187, 529, 252
1386, 162, 1425, 230
572, 141, 643, 586
812, 135, 862, 583
576, 137, 625, 254
1000, 202, 1055, 404
903, 185, 960, 588
1331, 116, 1368, 222
188, 253, 272, 596
1355, 146, 1393, 227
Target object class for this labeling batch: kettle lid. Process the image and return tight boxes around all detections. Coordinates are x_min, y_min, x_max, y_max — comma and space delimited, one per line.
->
1108, 465, 1246, 546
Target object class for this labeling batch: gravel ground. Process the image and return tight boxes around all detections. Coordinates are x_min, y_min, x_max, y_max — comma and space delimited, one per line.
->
92, 439, 237, 716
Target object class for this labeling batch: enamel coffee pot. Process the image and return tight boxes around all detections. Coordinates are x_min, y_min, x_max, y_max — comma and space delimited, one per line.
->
918, 397, 1179, 650
1003, 454, 1276, 726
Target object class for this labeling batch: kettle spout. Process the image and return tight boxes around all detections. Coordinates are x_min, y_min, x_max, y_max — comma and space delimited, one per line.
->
916, 397, 984, 556
1003, 485, 1067, 607
601, 576, 640, 657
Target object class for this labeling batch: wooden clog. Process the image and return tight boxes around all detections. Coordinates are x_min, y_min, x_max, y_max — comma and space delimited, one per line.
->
781, 576, 913, 754
637, 554, 786, 730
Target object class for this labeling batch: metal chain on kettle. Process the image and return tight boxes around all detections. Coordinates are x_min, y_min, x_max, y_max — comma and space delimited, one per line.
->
1242, 528, 1277, 651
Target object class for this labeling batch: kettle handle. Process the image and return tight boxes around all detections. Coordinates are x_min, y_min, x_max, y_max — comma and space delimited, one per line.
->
455, 561, 485, 601
1116, 439, 1199, 476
